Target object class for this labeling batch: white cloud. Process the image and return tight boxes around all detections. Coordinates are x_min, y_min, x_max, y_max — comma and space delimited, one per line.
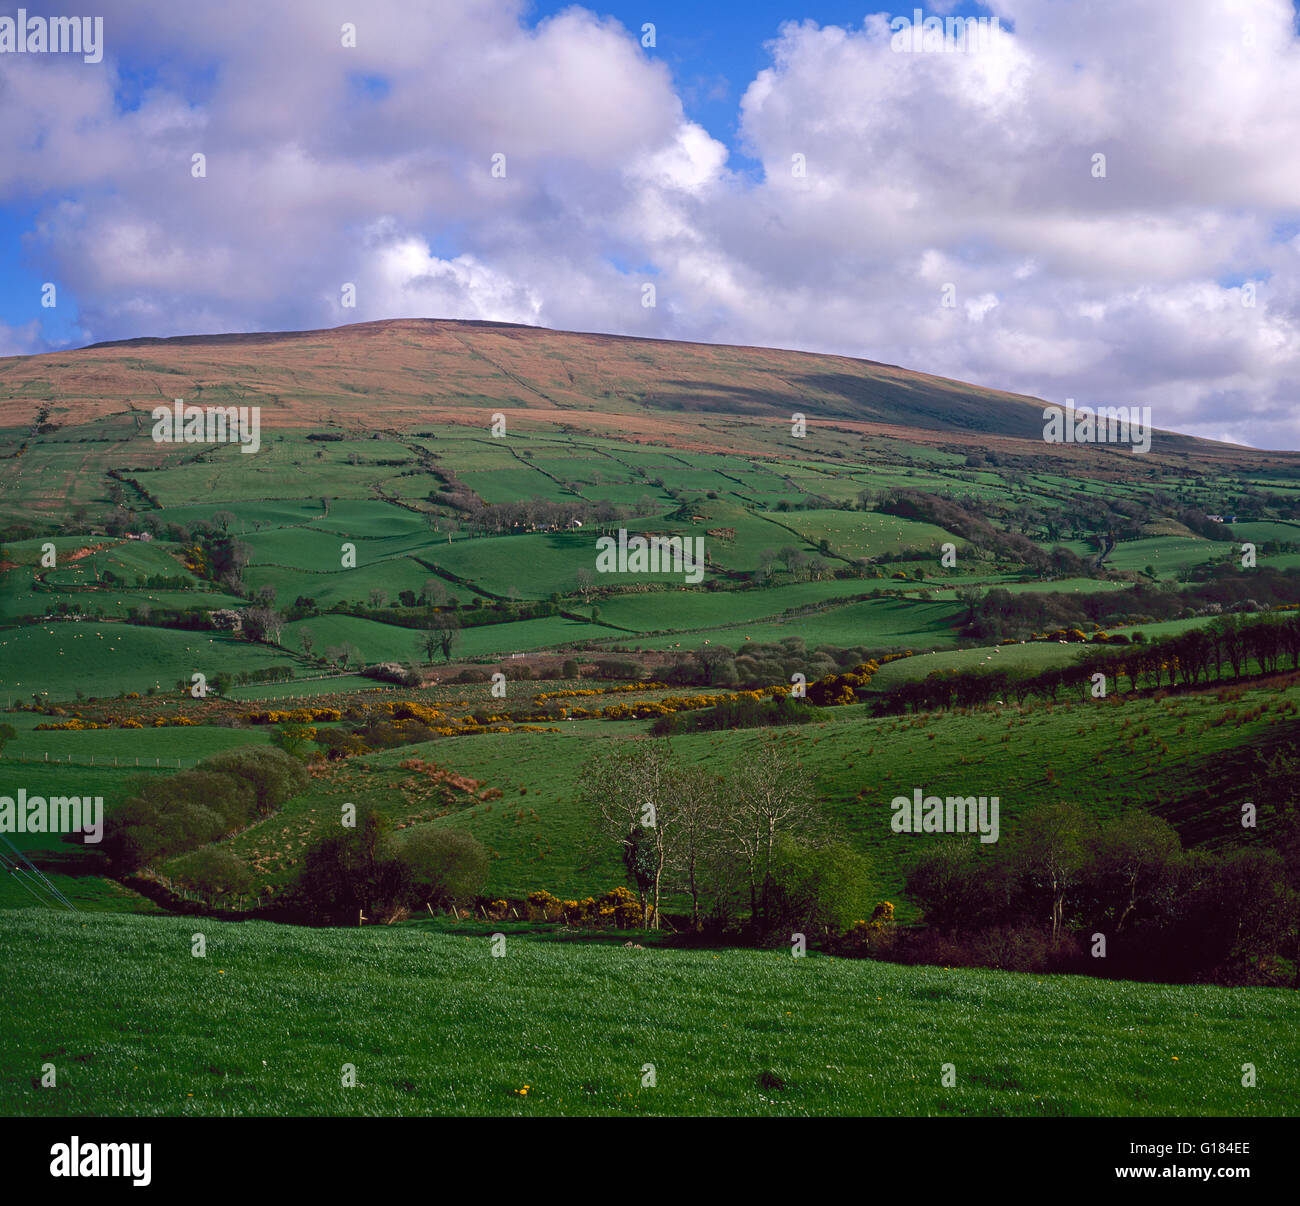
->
3, 0, 1300, 445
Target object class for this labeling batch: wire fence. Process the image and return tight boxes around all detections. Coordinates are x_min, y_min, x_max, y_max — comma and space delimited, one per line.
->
2, 751, 197, 770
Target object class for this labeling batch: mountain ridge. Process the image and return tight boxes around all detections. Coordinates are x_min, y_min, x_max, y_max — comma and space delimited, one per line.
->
0, 317, 1287, 465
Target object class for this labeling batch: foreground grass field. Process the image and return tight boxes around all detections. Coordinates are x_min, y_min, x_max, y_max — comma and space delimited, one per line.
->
1, 910, 1295, 1117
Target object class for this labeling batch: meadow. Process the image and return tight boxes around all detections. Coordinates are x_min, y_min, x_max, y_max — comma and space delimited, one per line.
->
6, 320, 1300, 1120
1, 910, 1294, 1117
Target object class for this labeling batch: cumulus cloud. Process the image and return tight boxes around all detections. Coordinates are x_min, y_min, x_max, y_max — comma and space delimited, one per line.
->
0, 319, 43, 357
2, 0, 1299, 445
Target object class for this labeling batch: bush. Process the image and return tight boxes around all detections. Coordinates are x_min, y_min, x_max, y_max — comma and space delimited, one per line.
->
293, 811, 412, 924
171, 847, 255, 905
762, 839, 874, 940
398, 829, 489, 908
199, 747, 309, 816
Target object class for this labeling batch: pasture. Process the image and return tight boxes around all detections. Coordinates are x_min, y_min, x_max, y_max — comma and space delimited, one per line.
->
1, 910, 1294, 1117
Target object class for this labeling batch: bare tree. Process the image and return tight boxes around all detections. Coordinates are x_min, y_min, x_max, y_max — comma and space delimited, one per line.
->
667, 766, 726, 931
578, 742, 683, 929
1015, 802, 1093, 942
422, 577, 448, 608
418, 615, 460, 664
722, 737, 823, 924
242, 606, 285, 645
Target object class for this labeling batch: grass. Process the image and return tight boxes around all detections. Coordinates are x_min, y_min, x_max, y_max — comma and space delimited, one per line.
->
0, 623, 302, 702
282, 613, 622, 664
776, 509, 960, 560
619, 596, 964, 652
1, 910, 1295, 1118
191, 678, 1298, 911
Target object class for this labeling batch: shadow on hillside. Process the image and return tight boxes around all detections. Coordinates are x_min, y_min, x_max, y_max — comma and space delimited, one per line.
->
1157, 721, 1300, 847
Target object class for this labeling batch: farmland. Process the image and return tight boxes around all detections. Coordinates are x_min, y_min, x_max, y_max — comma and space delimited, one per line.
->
1, 910, 1295, 1118
3, 318, 1300, 1120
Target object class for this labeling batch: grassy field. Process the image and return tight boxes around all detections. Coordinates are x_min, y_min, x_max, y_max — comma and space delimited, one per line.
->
0, 623, 303, 702
1, 910, 1294, 1117
7, 321, 1300, 1120
188, 679, 1298, 908
617, 596, 964, 653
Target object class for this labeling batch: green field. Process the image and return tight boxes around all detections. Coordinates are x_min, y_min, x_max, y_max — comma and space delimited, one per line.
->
619, 596, 964, 653
0, 623, 302, 701
6, 324, 1300, 1121
1, 910, 1294, 1117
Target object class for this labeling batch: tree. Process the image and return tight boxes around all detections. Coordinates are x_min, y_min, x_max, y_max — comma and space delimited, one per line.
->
722, 737, 825, 927
0, 722, 16, 756
270, 720, 317, 760
422, 578, 448, 608
242, 606, 285, 645
295, 810, 411, 923
575, 567, 597, 605
765, 838, 874, 938
173, 847, 254, 906
1087, 812, 1181, 932
665, 766, 725, 930
199, 747, 309, 816
429, 614, 460, 663
298, 626, 315, 657
1014, 802, 1093, 942
368, 588, 388, 609
398, 829, 489, 909
579, 742, 685, 928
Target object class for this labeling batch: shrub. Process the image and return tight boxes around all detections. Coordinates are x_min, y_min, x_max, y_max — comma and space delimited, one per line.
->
762, 839, 875, 940
293, 811, 412, 924
397, 829, 489, 908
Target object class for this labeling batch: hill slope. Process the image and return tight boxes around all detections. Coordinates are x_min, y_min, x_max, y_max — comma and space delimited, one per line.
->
0, 317, 1281, 462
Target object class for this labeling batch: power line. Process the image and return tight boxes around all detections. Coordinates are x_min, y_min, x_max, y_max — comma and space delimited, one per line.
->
0, 849, 66, 910
0, 835, 79, 912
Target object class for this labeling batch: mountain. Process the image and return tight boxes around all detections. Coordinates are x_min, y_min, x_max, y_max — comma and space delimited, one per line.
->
1, 318, 1288, 470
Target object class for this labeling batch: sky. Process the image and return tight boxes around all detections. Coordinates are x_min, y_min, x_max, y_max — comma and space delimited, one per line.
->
1, 0, 1299, 447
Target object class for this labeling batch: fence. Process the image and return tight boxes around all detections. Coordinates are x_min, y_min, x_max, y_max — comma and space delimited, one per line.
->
4, 752, 196, 769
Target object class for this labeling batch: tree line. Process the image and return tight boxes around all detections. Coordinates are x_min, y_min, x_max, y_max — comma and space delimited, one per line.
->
901, 799, 1299, 986
879, 612, 1300, 714
578, 737, 873, 939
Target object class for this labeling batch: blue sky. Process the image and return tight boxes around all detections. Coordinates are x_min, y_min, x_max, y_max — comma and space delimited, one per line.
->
2, 0, 1299, 447
525, 2, 998, 162
1, 0, 1002, 346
